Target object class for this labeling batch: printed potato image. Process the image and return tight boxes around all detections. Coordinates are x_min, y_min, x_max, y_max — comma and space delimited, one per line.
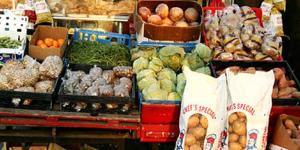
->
185, 113, 208, 150
228, 112, 247, 150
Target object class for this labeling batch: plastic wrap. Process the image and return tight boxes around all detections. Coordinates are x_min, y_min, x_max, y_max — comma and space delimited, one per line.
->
119, 77, 132, 91
85, 86, 99, 96
99, 85, 113, 96
92, 77, 107, 87
113, 66, 133, 78
89, 65, 103, 81
113, 84, 129, 97
34, 80, 54, 93
39, 56, 63, 79
102, 70, 115, 84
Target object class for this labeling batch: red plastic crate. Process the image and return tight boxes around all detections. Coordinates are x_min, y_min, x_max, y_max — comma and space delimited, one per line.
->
140, 124, 179, 142
141, 103, 180, 124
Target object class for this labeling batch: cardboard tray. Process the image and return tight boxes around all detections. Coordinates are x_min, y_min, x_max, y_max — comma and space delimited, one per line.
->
135, 0, 203, 42
271, 114, 300, 150
29, 26, 68, 61
209, 60, 300, 106
58, 64, 136, 113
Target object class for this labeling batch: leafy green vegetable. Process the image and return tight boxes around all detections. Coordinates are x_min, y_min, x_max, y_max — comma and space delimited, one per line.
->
133, 57, 149, 73
159, 46, 185, 72
167, 92, 181, 100
193, 43, 212, 62
143, 83, 168, 100
160, 79, 175, 93
157, 68, 177, 83
138, 77, 158, 91
182, 53, 205, 71
148, 57, 164, 73
176, 73, 186, 97
0, 37, 21, 49
137, 69, 156, 81
131, 47, 157, 61
69, 41, 130, 68
195, 66, 211, 75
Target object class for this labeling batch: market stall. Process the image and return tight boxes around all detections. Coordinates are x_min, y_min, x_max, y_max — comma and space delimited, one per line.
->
0, 0, 299, 149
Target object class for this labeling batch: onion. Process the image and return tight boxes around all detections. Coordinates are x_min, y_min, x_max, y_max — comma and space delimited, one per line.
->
185, 7, 199, 23
175, 21, 189, 27
162, 18, 174, 26
155, 3, 169, 19
147, 15, 163, 25
169, 7, 184, 22
138, 7, 151, 21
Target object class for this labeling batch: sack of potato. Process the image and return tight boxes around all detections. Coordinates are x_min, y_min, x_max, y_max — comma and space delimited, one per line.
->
223, 68, 274, 150
175, 66, 227, 150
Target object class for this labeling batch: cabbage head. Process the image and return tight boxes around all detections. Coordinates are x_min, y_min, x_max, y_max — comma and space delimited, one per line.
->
148, 57, 164, 73
157, 68, 176, 83
167, 92, 181, 100
133, 57, 149, 73
195, 66, 211, 76
159, 46, 185, 72
143, 83, 168, 100
182, 53, 205, 71
137, 69, 156, 81
176, 73, 186, 97
193, 43, 212, 62
131, 47, 157, 61
138, 77, 158, 91
160, 79, 175, 93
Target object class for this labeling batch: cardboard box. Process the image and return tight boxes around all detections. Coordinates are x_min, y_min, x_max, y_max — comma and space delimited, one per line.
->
271, 114, 300, 150
29, 26, 68, 60
135, 0, 202, 42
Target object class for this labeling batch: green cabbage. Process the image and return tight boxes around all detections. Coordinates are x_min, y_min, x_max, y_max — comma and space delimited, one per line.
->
157, 68, 177, 83
195, 66, 211, 76
148, 57, 164, 73
137, 69, 156, 81
167, 92, 181, 100
176, 73, 186, 97
182, 53, 205, 71
193, 43, 212, 62
138, 77, 158, 91
131, 47, 157, 61
160, 79, 175, 93
133, 57, 149, 73
159, 46, 185, 72
143, 83, 168, 100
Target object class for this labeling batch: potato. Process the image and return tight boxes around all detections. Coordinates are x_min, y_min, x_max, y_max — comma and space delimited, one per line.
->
285, 119, 296, 130
233, 120, 246, 136
278, 75, 289, 89
189, 144, 202, 150
239, 135, 247, 148
199, 115, 208, 129
229, 113, 238, 124
229, 133, 239, 142
273, 68, 284, 81
185, 134, 197, 146
190, 127, 206, 139
229, 126, 233, 133
229, 142, 243, 150
188, 115, 200, 128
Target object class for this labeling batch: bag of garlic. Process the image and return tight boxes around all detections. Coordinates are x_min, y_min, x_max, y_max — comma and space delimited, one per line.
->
175, 66, 227, 150
224, 68, 274, 150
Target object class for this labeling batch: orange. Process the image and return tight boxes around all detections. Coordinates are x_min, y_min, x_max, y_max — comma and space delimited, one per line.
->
52, 40, 59, 48
49, 46, 57, 48
57, 39, 65, 47
44, 38, 54, 47
36, 40, 44, 46
40, 43, 48, 48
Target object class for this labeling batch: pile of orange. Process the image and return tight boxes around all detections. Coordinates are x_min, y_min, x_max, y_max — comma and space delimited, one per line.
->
36, 38, 65, 48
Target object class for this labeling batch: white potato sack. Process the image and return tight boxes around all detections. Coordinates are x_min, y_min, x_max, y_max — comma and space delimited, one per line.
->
175, 66, 227, 150
223, 68, 274, 150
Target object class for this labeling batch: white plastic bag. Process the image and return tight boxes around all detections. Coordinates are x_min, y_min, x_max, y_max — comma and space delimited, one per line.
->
175, 66, 227, 150
224, 68, 274, 150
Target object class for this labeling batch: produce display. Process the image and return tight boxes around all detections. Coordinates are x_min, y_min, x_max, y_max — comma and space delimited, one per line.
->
0, 37, 22, 49
61, 65, 133, 112
132, 43, 212, 100
283, 118, 300, 139
216, 66, 300, 99
36, 38, 65, 48
138, 3, 200, 27
0, 55, 63, 106
204, 5, 282, 60
69, 41, 131, 67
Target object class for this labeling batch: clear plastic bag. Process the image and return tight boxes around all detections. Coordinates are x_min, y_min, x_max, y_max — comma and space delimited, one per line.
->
34, 80, 55, 93
113, 84, 129, 97
113, 66, 133, 78
92, 77, 107, 87
89, 65, 103, 81
85, 86, 99, 96
119, 77, 132, 91
39, 56, 63, 79
99, 85, 113, 96
79, 75, 93, 91
102, 70, 115, 84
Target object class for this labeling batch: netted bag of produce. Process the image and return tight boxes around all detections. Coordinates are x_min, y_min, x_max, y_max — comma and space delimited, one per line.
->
223, 68, 274, 150
264, 8, 284, 37
175, 67, 227, 150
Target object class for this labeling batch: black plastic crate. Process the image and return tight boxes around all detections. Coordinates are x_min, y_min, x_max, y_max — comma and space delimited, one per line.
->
58, 64, 136, 114
209, 60, 300, 106
0, 71, 64, 110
